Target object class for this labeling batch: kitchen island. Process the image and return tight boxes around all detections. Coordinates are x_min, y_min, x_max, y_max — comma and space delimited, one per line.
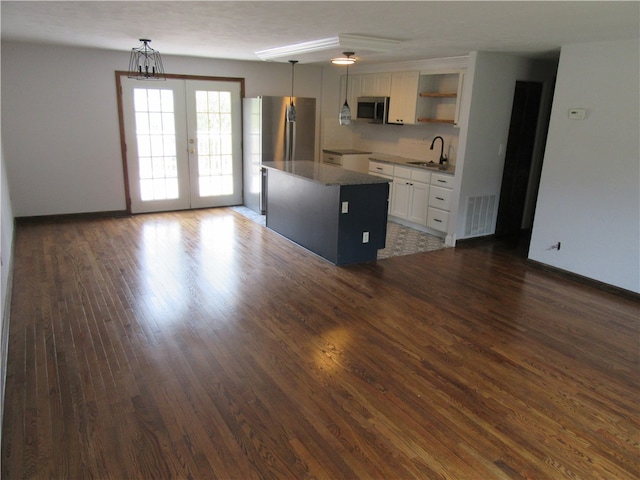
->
262, 160, 390, 265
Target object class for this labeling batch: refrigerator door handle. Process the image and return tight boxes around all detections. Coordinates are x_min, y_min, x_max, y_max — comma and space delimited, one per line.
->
290, 122, 296, 161
285, 121, 291, 162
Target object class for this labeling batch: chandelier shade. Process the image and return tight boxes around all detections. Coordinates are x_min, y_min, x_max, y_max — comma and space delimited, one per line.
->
128, 39, 165, 80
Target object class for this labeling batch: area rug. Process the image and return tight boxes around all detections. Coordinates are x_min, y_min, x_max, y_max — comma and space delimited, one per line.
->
230, 206, 446, 259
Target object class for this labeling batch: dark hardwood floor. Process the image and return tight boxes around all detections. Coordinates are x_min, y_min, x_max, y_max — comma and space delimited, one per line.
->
3, 208, 638, 479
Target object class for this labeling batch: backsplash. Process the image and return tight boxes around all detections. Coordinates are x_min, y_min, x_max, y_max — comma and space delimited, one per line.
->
323, 119, 459, 165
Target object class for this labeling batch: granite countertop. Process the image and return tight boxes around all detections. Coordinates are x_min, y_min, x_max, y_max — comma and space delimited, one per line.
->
322, 148, 373, 156
369, 153, 455, 175
263, 160, 390, 186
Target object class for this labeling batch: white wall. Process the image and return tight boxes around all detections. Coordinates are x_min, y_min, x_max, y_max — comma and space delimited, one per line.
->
0, 139, 14, 433
452, 52, 557, 242
529, 39, 640, 293
1, 41, 323, 217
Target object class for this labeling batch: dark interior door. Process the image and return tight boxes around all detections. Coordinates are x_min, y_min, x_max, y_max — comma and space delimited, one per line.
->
495, 81, 543, 237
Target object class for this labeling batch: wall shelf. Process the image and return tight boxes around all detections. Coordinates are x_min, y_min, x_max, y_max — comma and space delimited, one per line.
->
416, 72, 464, 126
417, 117, 456, 124
419, 92, 457, 98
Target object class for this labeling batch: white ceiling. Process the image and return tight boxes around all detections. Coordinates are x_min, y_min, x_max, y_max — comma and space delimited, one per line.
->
1, 1, 638, 66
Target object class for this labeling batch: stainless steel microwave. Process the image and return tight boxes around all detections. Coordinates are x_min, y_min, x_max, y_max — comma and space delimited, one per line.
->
356, 96, 390, 124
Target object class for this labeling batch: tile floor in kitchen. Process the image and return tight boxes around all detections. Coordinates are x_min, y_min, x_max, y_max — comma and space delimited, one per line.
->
231, 206, 446, 259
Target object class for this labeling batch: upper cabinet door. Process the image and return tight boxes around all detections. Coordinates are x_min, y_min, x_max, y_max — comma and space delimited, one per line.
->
339, 74, 362, 113
388, 71, 420, 125
360, 73, 392, 97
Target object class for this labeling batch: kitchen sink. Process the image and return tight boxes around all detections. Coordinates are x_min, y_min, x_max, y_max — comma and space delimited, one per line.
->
406, 161, 450, 171
407, 161, 437, 167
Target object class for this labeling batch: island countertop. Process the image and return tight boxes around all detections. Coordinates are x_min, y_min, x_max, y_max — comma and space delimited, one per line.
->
262, 160, 390, 186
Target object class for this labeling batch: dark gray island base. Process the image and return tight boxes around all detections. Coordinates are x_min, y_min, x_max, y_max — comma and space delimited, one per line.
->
262, 161, 390, 266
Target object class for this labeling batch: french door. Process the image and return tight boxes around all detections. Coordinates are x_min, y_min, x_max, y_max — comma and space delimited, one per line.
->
120, 77, 243, 213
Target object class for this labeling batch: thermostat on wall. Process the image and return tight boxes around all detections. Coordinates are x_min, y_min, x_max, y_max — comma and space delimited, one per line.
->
568, 108, 587, 120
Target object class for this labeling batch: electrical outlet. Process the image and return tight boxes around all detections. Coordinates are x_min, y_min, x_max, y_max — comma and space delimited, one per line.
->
341, 201, 348, 213
362, 231, 369, 243
547, 242, 561, 251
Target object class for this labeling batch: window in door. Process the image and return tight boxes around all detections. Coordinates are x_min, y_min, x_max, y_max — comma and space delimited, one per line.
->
134, 87, 179, 202
194, 90, 233, 197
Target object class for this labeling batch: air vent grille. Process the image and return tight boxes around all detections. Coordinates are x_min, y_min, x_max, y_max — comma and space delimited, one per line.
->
464, 195, 496, 237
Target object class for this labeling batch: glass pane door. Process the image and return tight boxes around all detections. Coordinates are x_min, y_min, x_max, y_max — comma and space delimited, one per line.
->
120, 77, 242, 213
186, 80, 242, 208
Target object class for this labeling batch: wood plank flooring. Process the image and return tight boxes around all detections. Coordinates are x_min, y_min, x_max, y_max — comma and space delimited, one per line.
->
2, 207, 639, 479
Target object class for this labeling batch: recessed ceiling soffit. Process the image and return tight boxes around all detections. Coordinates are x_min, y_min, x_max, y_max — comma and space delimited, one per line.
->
254, 34, 401, 63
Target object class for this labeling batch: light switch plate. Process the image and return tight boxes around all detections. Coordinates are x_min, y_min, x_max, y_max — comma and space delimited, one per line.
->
568, 108, 587, 120
341, 201, 349, 213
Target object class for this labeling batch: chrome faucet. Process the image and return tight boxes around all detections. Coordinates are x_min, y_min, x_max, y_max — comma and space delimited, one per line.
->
430, 136, 446, 164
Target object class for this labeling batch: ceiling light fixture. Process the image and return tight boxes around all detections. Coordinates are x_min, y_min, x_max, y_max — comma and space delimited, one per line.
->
338, 52, 355, 126
331, 54, 356, 65
128, 39, 165, 80
286, 60, 298, 123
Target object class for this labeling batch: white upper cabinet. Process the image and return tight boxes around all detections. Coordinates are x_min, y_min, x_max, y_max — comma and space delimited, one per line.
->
339, 74, 362, 112
360, 73, 392, 97
340, 68, 467, 128
454, 72, 465, 127
387, 71, 420, 125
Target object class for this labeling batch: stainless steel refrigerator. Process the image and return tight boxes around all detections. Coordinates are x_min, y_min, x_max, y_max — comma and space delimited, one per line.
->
243, 96, 316, 214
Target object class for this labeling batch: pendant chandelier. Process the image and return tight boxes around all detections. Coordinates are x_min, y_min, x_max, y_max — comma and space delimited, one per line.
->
286, 60, 298, 123
335, 52, 355, 125
128, 39, 165, 80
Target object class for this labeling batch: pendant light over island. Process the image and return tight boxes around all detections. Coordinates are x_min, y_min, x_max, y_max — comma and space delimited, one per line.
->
333, 52, 355, 125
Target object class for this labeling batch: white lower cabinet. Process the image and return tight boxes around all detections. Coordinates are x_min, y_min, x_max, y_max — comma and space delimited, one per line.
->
426, 207, 449, 232
426, 173, 453, 232
369, 160, 454, 233
390, 167, 430, 226
368, 161, 393, 213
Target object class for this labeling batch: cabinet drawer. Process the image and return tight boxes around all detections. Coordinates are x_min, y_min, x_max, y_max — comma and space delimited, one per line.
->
322, 153, 341, 166
369, 161, 394, 177
427, 207, 449, 232
410, 168, 431, 184
393, 166, 413, 180
428, 186, 452, 211
431, 172, 454, 188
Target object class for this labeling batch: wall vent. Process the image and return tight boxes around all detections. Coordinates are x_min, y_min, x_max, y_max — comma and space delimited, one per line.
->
464, 195, 497, 237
